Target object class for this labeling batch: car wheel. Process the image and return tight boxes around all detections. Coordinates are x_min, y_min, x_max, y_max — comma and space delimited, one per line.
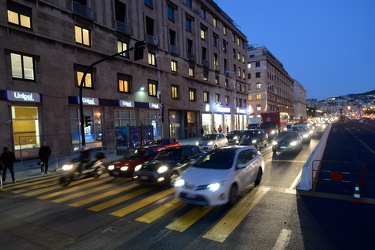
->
228, 184, 238, 205
213, 144, 218, 149
255, 168, 263, 186
169, 171, 179, 187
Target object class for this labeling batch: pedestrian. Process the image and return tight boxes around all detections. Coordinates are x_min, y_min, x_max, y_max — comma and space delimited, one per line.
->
38, 142, 51, 174
1, 146, 16, 183
201, 127, 204, 137
213, 127, 217, 133
227, 126, 229, 133
218, 125, 222, 133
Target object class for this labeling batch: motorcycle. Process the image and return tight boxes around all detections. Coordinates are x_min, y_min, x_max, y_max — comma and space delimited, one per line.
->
59, 151, 106, 186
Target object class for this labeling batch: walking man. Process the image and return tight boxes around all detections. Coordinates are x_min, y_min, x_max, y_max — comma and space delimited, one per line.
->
39, 142, 51, 174
1, 146, 16, 183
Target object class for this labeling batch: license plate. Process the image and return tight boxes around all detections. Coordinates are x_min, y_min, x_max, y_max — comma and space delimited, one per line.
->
140, 175, 149, 180
113, 171, 119, 176
186, 193, 196, 199
280, 146, 286, 149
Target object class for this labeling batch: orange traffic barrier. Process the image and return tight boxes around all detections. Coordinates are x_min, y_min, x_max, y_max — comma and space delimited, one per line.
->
352, 183, 361, 203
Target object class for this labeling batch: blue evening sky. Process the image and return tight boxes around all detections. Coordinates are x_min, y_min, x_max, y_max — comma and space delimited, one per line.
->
216, 0, 375, 100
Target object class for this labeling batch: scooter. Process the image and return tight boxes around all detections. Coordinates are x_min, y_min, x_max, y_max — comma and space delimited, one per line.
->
59, 152, 105, 186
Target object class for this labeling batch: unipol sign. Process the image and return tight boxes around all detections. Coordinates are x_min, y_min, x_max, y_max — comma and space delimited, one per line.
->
7, 90, 41, 102
80, 97, 99, 105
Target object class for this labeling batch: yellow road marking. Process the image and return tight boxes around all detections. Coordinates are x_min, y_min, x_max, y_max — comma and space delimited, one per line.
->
203, 187, 270, 242
10, 177, 59, 194
21, 178, 92, 196
88, 187, 154, 212
69, 183, 139, 207
166, 206, 212, 232
38, 177, 118, 200
110, 188, 174, 217
136, 199, 185, 224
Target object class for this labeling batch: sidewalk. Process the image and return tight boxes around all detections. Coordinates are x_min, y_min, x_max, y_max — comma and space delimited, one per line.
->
3, 137, 201, 183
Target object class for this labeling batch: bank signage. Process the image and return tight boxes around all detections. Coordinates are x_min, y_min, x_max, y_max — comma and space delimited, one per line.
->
149, 103, 161, 109
119, 100, 134, 107
79, 97, 99, 105
7, 90, 41, 102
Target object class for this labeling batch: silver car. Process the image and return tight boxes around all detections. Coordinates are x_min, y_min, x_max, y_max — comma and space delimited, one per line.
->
197, 133, 228, 151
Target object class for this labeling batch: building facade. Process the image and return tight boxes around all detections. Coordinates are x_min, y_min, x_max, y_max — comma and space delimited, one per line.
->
0, 0, 248, 159
293, 80, 307, 121
246, 46, 294, 121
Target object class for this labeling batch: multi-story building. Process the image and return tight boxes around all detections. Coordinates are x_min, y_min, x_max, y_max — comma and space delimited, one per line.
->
0, 0, 248, 159
246, 45, 294, 122
294, 80, 307, 121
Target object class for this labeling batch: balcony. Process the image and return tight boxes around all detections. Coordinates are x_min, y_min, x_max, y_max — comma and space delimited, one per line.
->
202, 59, 209, 68
214, 65, 220, 73
169, 45, 180, 56
187, 53, 196, 62
114, 20, 132, 35
70, 1, 93, 20
145, 34, 158, 47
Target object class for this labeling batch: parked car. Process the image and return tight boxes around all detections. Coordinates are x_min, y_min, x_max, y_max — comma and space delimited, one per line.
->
291, 123, 312, 143
272, 131, 303, 155
197, 133, 228, 151
107, 145, 165, 178
238, 129, 268, 149
133, 145, 205, 186
226, 130, 245, 145
147, 138, 181, 148
174, 146, 265, 206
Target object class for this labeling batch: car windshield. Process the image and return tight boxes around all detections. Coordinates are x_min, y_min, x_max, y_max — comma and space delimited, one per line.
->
123, 148, 146, 160
194, 150, 235, 169
260, 122, 277, 129
277, 132, 296, 140
226, 131, 242, 138
202, 134, 217, 140
154, 150, 182, 160
292, 127, 309, 132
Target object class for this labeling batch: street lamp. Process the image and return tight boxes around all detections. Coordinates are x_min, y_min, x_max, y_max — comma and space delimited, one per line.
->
225, 70, 237, 130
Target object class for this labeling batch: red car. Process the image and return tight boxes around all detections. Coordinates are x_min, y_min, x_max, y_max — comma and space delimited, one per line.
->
107, 145, 165, 178
147, 138, 181, 148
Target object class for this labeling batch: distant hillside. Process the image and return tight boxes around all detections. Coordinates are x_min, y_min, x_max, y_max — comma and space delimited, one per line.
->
347, 89, 375, 97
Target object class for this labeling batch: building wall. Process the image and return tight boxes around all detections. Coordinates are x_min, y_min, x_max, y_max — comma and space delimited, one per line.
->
293, 80, 307, 120
0, 0, 248, 158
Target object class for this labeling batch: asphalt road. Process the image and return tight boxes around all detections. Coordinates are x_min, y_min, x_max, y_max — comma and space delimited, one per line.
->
1, 124, 374, 250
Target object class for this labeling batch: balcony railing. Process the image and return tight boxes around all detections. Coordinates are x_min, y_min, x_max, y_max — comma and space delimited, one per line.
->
202, 59, 209, 68
169, 45, 180, 56
187, 53, 196, 62
145, 34, 158, 46
70, 1, 93, 19
114, 20, 131, 35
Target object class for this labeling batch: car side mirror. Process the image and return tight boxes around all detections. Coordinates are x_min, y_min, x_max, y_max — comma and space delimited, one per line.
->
237, 162, 247, 169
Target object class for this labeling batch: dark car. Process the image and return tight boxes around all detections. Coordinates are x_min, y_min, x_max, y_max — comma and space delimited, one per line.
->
133, 145, 205, 186
239, 129, 269, 149
107, 145, 165, 178
146, 138, 181, 148
272, 131, 302, 155
226, 130, 245, 145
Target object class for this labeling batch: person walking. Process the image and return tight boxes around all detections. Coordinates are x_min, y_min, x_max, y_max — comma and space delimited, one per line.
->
1, 146, 16, 183
201, 127, 204, 137
218, 125, 222, 133
39, 142, 51, 174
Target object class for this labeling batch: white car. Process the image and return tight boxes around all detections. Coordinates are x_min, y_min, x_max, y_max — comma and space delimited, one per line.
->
196, 133, 228, 151
291, 123, 313, 143
174, 146, 265, 206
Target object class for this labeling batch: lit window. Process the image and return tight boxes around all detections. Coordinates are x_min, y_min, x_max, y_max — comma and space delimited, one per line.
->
256, 94, 262, 100
215, 94, 220, 103
7, 2, 31, 29
223, 26, 227, 35
10, 53, 35, 81
171, 85, 179, 99
189, 89, 196, 101
117, 41, 129, 57
215, 75, 219, 85
189, 66, 194, 77
201, 27, 206, 40
118, 74, 131, 93
256, 83, 261, 89
148, 52, 156, 65
148, 81, 157, 96
75, 25, 91, 46
171, 60, 178, 72
76, 65, 93, 88
213, 17, 217, 27
203, 91, 209, 103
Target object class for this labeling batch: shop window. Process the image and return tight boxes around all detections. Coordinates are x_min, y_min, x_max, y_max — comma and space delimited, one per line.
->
12, 106, 39, 150
7, 1, 32, 29
70, 109, 103, 145
10, 52, 35, 81
75, 25, 91, 46
114, 109, 136, 127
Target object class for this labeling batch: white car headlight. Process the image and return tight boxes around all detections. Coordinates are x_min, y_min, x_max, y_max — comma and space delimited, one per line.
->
196, 141, 199, 146
207, 183, 221, 192
157, 165, 168, 174
120, 166, 128, 171
270, 130, 276, 134
62, 164, 73, 171
233, 136, 238, 140
175, 178, 185, 187
207, 141, 213, 145
272, 141, 278, 146
303, 134, 309, 138
290, 141, 298, 146
252, 139, 257, 144
108, 165, 114, 170
134, 164, 142, 172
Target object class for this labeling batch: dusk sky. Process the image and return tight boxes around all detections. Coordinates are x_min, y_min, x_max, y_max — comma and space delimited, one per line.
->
216, 0, 375, 100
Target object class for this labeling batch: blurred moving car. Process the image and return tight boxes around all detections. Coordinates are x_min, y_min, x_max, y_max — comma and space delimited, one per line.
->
134, 145, 205, 186
147, 138, 181, 148
272, 131, 302, 155
107, 145, 165, 178
226, 130, 245, 145
197, 133, 228, 151
291, 123, 312, 143
174, 146, 265, 206
238, 129, 268, 149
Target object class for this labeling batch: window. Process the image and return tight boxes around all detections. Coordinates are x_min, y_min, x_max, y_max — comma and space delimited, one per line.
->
237, 52, 241, 61
7, 1, 32, 29
247, 62, 252, 69
248, 73, 251, 79
242, 69, 246, 79
12, 106, 39, 150
189, 66, 194, 77
171, 60, 178, 72
117, 41, 129, 58
237, 67, 241, 77
148, 52, 156, 65
118, 74, 131, 93
186, 0, 192, 8
114, 109, 136, 127
200, 26, 206, 40
171, 85, 179, 99
256, 83, 261, 89
167, 5, 175, 21
76, 65, 93, 88
223, 26, 227, 35
203, 91, 209, 103
256, 72, 261, 78
115, 0, 127, 23
237, 37, 240, 46
148, 80, 157, 97
75, 25, 91, 46
169, 29, 176, 46
256, 61, 260, 67
225, 79, 229, 87
189, 88, 196, 101
256, 104, 261, 111
10, 52, 35, 81
203, 70, 208, 81
213, 53, 219, 70
213, 17, 217, 27
144, 0, 153, 8
233, 49, 236, 59
225, 96, 229, 105
187, 39, 193, 54
223, 40, 227, 53
232, 33, 236, 42
215, 75, 219, 85
242, 55, 245, 63
186, 17, 192, 31
256, 94, 262, 100
215, 94, 220, 103
213, 34, 218, 47
201, 7, 206, 19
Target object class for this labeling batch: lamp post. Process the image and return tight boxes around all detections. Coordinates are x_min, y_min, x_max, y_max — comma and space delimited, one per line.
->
225, 70, 237, 130
154, 24, 167, 139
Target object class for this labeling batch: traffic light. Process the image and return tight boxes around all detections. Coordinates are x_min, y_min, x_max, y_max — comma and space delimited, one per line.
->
84, 116, 92, 127
134, 41, 146, 61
